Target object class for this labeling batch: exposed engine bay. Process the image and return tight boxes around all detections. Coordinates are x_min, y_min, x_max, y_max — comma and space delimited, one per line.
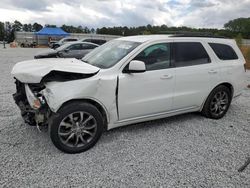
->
12, 59, 99, 128
12, 70, 97, 128
13, 79, 51, 127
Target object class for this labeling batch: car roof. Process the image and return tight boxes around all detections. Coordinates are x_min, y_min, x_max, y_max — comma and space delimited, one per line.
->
63, 37, 78, 39
80, 38, 106, 41
65, 41, 99, 46
116, 35, 235, 44
116, 35, 170, 43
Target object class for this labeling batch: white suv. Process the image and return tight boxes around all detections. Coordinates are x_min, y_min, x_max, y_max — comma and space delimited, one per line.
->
12, 35, 246, 153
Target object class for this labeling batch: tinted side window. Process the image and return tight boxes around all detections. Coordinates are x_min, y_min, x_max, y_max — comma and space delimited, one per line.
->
86, 44, 97, 49
209, 43, 238, 60
173, 42, 210, 67
86, 39, 106, 45
134, 43, 170, 71
81, 44, 97, 49
67, 44, 82, 50
69, 39, 77, 42
94, 40, 106, 45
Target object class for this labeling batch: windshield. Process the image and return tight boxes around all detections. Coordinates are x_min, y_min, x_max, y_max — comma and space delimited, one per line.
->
82, 40, 141, 69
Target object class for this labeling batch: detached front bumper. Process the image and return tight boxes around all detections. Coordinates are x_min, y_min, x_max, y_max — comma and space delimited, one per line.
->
13, 80, 51, 126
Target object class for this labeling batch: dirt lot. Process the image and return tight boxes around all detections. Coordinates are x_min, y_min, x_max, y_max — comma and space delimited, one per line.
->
0, 47, 250, 187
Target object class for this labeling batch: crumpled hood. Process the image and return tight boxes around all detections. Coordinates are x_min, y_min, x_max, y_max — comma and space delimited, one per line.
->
11, 58, 100, 83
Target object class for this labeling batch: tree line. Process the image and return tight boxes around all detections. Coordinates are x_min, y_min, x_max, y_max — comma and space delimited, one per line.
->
96, 18, 250, 39
1, 17, 250, 42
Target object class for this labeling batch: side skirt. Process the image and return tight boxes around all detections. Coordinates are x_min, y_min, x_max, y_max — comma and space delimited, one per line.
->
107, 106, 200, 130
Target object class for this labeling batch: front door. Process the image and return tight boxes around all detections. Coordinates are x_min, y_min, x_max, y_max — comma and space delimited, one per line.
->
118, 43, 175, 120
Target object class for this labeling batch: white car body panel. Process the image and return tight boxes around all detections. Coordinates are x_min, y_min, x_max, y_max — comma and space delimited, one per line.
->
11, 58, 99, 83
118, 68, 175, 120
214, 41, 247, 97
11, 35, 247, 130
41, 71, 118, 125
172, 39, 221, 110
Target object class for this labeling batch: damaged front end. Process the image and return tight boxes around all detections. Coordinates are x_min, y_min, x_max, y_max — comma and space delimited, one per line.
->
11, 58, 101, 128
13, 79, 51, 127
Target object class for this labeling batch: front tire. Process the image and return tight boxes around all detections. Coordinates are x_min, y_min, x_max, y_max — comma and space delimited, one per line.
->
50, 102, 104, 153
202, 85, 232, 119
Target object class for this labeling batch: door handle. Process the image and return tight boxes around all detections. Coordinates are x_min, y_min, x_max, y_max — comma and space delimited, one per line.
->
160, 75, 173, 80
208, 70, 217, 74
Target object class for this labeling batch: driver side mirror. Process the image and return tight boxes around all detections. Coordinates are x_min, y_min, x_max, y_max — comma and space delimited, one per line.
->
64, 49, 69, 53
123, 60, 146, 73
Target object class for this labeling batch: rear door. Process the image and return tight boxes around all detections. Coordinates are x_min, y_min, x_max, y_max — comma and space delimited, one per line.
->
63, 44, 82, 58
79, 44, 98, 58
172, 40, 220, 110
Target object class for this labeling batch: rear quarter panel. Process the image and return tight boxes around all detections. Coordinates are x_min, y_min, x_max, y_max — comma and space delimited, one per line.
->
210, 40, 246, 97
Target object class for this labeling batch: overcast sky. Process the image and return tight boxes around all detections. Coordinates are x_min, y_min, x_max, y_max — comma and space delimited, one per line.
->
0, 0, 250, 28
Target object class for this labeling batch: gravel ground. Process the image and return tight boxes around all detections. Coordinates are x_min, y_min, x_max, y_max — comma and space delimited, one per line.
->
0, 47, 250, 188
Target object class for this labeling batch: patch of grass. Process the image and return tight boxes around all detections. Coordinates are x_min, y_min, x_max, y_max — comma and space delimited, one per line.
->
240, 45, 250, 69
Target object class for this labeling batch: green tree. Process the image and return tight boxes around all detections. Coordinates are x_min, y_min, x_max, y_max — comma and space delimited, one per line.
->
77, 26, 83, 33
23, 24, 28, 31
90, 28, 95, 33
10, 20, 23, 42
12, 20, 22, 31
84, 26, 90, 33
224, 18, 250, 38
235, 33, 243, 47
32, 22, 43, 32
5, 22, 13, 42
0, 22, 5, 41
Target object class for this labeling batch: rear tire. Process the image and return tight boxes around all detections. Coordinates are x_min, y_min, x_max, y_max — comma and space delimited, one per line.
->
49, 102, 104, 153
202, 85, 232, 119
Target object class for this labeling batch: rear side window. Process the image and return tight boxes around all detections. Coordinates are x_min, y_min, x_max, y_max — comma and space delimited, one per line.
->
67, 44, 82, 50
85, 39, 106, 45
68, 39, 78, 42
173, 42, 210, 67
209, 43, 238, 60
81, 44, 97, 49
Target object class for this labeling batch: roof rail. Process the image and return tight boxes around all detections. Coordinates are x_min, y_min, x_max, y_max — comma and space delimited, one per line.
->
169, 33, 226, 39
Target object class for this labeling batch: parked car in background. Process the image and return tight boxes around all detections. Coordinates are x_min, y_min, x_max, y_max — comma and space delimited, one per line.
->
79, 38, 107, 45
12, 35, 246, 153
48, 39, 59, 48
35, 42, 99, 59
19, 37, 37, 48
51, 37, 78, 49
